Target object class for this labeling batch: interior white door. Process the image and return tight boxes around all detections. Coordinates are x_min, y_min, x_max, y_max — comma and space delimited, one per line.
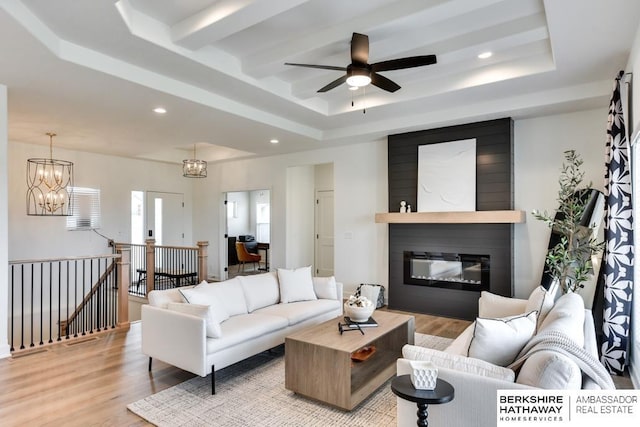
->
146, 191, 184, 246
314, 190, 334, 277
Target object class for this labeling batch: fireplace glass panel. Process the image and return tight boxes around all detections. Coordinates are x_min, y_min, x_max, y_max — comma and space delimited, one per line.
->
404, 252, 490, 291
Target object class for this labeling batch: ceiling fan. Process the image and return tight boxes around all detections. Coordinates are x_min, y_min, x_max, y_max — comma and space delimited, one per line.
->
285, 32, 437, 93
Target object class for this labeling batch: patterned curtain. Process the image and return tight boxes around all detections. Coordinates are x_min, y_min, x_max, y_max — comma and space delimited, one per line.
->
601, 70, 634, 374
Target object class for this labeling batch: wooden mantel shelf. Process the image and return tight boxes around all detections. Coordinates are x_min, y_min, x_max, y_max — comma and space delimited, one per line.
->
375, 210, 526, 224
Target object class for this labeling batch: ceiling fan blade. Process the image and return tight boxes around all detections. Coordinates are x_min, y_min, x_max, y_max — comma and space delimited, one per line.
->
371, 72, 401, 93
350, 33, 369, 65
371, 55, 437, 72
284, 62, 347, 71
318, 74, 348, 92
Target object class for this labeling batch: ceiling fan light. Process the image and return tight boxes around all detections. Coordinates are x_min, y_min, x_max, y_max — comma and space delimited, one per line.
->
346, 75, 371, 87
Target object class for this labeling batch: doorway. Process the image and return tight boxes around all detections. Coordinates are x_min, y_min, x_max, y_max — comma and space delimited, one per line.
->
146, 191, 184, 246
225, 189, 270, 278
130, 191, 185, 246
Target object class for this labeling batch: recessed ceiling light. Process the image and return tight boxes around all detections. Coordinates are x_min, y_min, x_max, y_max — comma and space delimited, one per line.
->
270, 139, 279, 144
153, 107, 167, 114
478, 52, 492, 59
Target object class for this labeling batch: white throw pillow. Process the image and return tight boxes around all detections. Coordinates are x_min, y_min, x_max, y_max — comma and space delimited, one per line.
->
467, 311, 537, 366
538, 292, 585, 347
277, 266, 317, 303
212, 278, 248, 317
238, 272, 280, 312
167, 302, 222, 338
525, 286, 555, 328
312, 276, 338, 300
402, 345, 515, 382
179, 281, 230, 322
515, 350, 582, 389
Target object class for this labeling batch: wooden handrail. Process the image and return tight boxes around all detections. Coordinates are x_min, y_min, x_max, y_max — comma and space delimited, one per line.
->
9, 254, 120, 265
115, 242, 199, 251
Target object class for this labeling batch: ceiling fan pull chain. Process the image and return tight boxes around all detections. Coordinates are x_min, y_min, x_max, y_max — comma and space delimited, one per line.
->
363, 86, 366, 114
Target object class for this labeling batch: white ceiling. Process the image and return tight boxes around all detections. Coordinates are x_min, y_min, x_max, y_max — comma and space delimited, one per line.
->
0, 0, 639, 164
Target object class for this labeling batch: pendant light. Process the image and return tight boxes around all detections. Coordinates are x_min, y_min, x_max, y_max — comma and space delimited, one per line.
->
183, 144, 207, 178
26, 132, 74, 216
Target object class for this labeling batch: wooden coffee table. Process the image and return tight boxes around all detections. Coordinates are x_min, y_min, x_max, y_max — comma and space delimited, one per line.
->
285, 310, 415, 410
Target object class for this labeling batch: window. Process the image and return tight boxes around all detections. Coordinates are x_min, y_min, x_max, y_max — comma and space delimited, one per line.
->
256, 202, 270, 243
227, 201, 238, 218
66, 187, 101, 230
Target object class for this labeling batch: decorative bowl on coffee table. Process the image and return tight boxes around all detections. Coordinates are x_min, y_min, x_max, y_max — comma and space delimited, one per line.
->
344, 302, 374, 322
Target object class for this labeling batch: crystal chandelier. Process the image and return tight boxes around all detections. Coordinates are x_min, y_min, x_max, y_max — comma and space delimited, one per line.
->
183, 144, 207, 178
26, 132, 74, 216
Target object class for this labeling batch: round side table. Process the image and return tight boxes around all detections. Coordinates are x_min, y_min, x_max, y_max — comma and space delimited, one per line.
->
391, 375, 454, 427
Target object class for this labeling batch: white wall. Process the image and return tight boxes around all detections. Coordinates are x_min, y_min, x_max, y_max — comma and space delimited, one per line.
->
628, 23, 640, 134
0, 85, 10, 358
286, 165, 315, 268
514, 108, 608, 298
7, 141, 194, 260
315, 162, 334, 191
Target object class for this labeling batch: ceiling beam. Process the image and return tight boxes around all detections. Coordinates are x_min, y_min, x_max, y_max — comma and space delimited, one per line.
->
171, 0, 311, 50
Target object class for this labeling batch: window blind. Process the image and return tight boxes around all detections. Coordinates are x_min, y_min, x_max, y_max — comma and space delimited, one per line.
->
66, 187, 101, 230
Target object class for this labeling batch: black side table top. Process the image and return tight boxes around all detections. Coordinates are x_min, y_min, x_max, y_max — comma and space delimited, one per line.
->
391, 375, 455, 405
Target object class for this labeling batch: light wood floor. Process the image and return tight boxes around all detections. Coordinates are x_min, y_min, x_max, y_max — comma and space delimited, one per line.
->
0, 311, 469, 426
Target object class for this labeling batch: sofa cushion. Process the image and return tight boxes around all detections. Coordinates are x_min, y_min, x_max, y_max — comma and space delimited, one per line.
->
538, 292, 585, 347
205, 313, 288, 353
167, 302, 222, 338
312, 276, 338, 300
277, 266, 317, 303
515, 350, 582, 389
402, 345, 515, 382
148, 287, 191, 309
444, 323, 474, 356
238, 272, 280, 312
478, 286, 554, 329
181, 278, 248, 318
254, 299, 341, 326
525, 286, 555, 329
478, 291, 527, 318
179, 282, 231, 322
467, 311, 537, 366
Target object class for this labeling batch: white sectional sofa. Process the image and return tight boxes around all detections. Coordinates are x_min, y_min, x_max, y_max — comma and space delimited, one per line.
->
396, 287, 614, 427
142, 269, 343, 393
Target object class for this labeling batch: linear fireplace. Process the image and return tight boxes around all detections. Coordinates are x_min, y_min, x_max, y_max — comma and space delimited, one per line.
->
404, 251, 490, 292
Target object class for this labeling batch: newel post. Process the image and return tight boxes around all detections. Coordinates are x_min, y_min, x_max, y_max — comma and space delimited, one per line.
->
115, 244, 130, 329
146, 238, 156, 295
197, 241, 209, 282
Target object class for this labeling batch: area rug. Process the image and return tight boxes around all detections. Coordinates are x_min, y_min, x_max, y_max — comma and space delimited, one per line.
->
128, 333, 452, 427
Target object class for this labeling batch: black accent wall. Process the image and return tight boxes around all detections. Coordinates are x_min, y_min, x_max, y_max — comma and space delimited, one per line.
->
387, 118, 514, 320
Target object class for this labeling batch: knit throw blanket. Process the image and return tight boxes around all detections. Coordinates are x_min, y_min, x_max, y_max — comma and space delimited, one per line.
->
508, 330, 615, 390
